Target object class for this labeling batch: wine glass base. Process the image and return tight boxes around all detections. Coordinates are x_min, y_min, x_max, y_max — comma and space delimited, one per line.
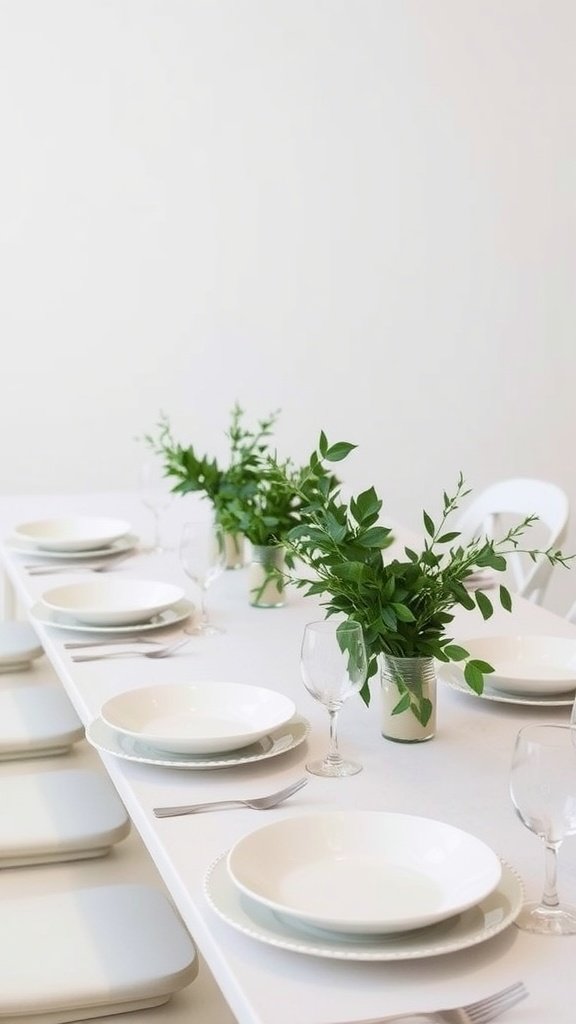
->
305, 758, 362, 778
515, 900, 576, 935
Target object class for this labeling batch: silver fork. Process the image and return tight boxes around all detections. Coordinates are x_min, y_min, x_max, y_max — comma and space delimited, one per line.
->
322, 981, 528, 1024
153, 777, 308, 818
71, 636, 194, 662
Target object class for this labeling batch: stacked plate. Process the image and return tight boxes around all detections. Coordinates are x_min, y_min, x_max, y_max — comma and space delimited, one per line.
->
10, 515, 134, 554
87, 682, 309, 769
0, 622, 44, 673
31, 579, 192, 633
441, 635, 576, 707
205, 811, 524, 960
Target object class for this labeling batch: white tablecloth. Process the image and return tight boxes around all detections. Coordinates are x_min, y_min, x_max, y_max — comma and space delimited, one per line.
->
1, 490, 575, 1024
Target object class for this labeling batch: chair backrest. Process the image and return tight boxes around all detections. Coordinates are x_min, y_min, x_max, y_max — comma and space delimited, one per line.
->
455, 478, 569, 605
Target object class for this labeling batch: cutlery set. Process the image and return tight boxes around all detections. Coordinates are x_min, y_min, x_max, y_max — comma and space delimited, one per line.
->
70, 636, 194, 662
25, 551, 137, 574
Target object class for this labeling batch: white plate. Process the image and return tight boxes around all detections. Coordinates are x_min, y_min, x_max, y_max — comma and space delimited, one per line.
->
226, 812, 501, 935
40, 579, 185, 627
205, 855, 522, 960
456, 635, 576, 696
86, 714, 310, 769
30, 597, 194, 634
441, 664, 576, 707
0, 622, 44, 672
12, 516, 132, 552
101, 682, 297, 755
5, 533, 139, 560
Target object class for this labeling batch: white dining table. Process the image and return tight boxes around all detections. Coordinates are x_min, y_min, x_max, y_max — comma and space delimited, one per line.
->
1, 489, 576, 1024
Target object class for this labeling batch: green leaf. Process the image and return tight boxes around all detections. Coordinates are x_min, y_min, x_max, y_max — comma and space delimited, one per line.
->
468, 658, 494, 675
436, 531, 460, 544
324, 441, 356, 462
423, 511, 435, 538
499, 585, 512, 612
475, 591, 493, 620
318, 431, 328, 457
464, 662, 484, 694
443, 644, 468, 661
392, 693, 411, 715
416, 697, 433, 726
356, 527, 392, 549
391, 602, 416, 623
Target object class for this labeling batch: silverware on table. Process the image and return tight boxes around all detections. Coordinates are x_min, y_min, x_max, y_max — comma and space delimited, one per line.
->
25, 552, 136, 575
71, 636, 194, 662
64, 637, 164, 649
320, 980, 528, 1024
153, 777, 308, 818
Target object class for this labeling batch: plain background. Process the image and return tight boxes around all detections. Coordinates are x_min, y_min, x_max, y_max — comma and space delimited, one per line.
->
0, 0, 574, 612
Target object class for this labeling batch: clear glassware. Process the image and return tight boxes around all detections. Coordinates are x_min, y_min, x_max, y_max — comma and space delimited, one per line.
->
300, 619, 367, 778
179, 521, 226, 635
510, 723, 576, 935
138, 459, 174, 554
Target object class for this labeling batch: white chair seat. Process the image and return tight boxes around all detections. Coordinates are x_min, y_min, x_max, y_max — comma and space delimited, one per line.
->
0, 769, 130, 867
0, 884, 198, 1024
0, 621, 44, 672
0, 684, 84, 759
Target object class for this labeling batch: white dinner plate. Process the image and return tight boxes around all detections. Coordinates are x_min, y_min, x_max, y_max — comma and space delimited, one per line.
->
39, 579, 185, 627
226, 812, 501, 935
101, 682, 297, 754
440, 664, 576, 707
5, 533, 139, 561
0, 622, 44, 672
205, 855, 523, 960
86, 714, 310, 769
456, 635, 576, 696
30, 597, 195, 634
12, 516, 132, 552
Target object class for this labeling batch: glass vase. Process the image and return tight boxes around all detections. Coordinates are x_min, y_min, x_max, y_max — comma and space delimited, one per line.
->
249, 544, 285, 608
379, 654, 436, 743
223, 532, 245, 570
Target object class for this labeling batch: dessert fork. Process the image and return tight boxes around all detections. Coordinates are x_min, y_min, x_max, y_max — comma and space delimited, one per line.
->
153, 777, 308, 817
322, 980, 528, 1024
71, 636, 193, 662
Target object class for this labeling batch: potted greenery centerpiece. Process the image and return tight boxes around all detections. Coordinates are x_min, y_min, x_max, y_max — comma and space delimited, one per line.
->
271, 433, 571, 740
146, 404, 280, 571
147, 406, 339, 607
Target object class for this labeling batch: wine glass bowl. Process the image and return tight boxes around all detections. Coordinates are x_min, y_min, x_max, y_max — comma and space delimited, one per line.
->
179, 521, 226, 635
510, 723, 576, 935
300, 619, 367, 778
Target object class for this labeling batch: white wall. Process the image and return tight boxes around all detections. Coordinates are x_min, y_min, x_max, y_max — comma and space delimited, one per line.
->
1, 0, 575, 611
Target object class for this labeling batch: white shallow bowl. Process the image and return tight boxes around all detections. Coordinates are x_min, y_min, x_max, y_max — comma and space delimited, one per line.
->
461, 635, 576, 695
40, 580, 185, 627
101, 682, 297, 754
227, 811, 502, 935
13, 516, 132, 552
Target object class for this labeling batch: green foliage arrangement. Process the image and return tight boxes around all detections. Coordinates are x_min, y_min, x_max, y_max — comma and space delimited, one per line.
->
146, 405, 340, 549
270, 433, 572, 717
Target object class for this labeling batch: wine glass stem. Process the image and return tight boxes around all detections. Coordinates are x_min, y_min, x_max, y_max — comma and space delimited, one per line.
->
198, 586, 208, 625
325, 707, 342, 766
542, 841, 562, 909
151, 510, 161, 551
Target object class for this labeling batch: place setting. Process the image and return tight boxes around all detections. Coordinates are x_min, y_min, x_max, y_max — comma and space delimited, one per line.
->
29, 578, 195, 640
5, 515, 141, 574
439, 634, 576, 707
204, 809, 524, 961
86, 680, 311, 770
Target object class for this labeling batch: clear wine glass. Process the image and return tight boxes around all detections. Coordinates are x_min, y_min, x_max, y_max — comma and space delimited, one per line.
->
139, 459, 174, 554
179, 521, 226, 635
300, 619, 367, 777
510, 723, 576, 935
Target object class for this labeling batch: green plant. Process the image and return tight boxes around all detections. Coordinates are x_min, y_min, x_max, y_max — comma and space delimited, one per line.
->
270, 433, 572, 720
146, 405, 340, 549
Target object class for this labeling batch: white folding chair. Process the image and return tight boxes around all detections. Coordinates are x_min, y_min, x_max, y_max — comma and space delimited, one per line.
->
455, 478, 569, 605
